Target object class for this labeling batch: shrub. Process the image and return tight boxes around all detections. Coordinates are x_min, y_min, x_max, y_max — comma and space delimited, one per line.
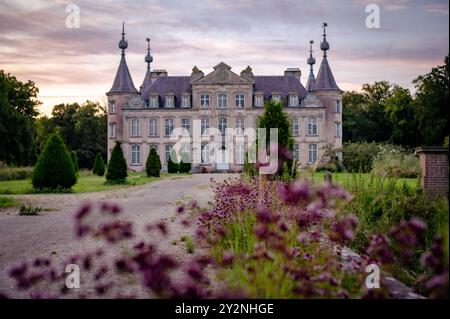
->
19, 204, 42, 216
146, 148, 161, 177
167, 156, 179, 174
106, 142, 127, 183
70, 151, 79, 174
342, 142, 381, 173
0, 167, 33, 181
371, 146, 420, 178
32, 133, 77, 190
179, 160, 191, 173
92, 152, 106, 177
316, 144, 345, 173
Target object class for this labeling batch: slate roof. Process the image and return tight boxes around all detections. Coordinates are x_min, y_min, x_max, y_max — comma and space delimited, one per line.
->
141, 76, 191, 108
314, 57, 341, 91
108, 55, 138, 94
253, 75, 308, 103
140, 69, 152, 93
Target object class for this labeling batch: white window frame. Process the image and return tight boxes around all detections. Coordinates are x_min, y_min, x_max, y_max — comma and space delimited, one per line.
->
200, 93, 210, 108
255, 94, 264, 107
181, 143, 191, 163
181, 118, 190, 136
165, 144, 173, 164
236, 143, 245, 165
236, 117, 244, 136
289, 95, 299, 107
201, 117, 210, 136
131, 118, 140, 137
235, 93, 245, 108
336, 122, 342, 138
164, 118, 174, 137
131, 144, 141, 165
272, 94, 281, 103
148, 118, 158, 137
218, 117, 227, 135
217, 93, 228, 108
108, 100, 116, 114
294, 144, 300, 162
336, 100, 341, 113
308, 117, 317, 135
110, 123, 117, 139
293, 117, 299, 136
308, 144, 317, 164
149, 96, 159, 108
201, 143, 209, 164
165, 95, 174, 108
181, 95, 191, 108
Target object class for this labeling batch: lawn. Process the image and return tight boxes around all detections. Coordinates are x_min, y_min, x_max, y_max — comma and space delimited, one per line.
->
0, 171, 189, 194
0, 197, 20, 208
297, 171, 419, 190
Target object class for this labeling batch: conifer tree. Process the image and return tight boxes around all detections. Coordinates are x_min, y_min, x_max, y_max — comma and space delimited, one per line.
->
106, 141, 128, 183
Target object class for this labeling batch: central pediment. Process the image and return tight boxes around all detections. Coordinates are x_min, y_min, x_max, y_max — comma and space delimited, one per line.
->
191, 61, 252, 85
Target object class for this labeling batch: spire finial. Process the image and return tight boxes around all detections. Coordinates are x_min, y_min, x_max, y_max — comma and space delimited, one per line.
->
145, 37, 153, 71
320, 22, 329, 57
307, 40, 315, 68
119, 22, 128, 56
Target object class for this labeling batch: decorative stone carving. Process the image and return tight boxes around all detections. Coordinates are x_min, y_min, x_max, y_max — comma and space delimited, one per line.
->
303, 92, 322, 108
127, 96, 145, 109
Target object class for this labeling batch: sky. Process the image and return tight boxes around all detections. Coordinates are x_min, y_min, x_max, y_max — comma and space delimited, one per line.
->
0, 0, 448, 116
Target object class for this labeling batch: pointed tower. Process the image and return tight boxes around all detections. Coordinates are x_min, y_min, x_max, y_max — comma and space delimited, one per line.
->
314, 22, 341, 91
106, 22, 139, 162
306, 40, 316, 92
140, 38, 153, 93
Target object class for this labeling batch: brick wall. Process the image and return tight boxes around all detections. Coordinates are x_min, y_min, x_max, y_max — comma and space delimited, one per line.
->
416, 147, 449, 198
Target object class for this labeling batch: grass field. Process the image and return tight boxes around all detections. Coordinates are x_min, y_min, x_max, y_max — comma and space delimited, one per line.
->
297, 171, 419, 189
0, 171, 189, 194
0, 197, 20, 208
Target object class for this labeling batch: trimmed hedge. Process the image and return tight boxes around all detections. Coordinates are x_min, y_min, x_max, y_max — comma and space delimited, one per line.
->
146, 148, 161, 177
106, 141, 128, 183
32, 133, 77, 189
92, 152, 106, 176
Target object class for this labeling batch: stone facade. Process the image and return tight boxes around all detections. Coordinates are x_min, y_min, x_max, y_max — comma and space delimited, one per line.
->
416, 147, 449, 198
106, 26, 343, 173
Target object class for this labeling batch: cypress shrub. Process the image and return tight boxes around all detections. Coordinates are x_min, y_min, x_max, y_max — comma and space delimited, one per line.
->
70, 151, 79, 174
106, 141, 128, 183
146, 148, 161, 177
32, 133, 77, 190
167, 156, 179, 174
92, 152, 106, 176
179, 160, 192, 173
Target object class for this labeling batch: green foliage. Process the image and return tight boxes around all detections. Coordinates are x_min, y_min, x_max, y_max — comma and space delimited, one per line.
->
185, 236, 195, 254
342, 142, 381, 173
0, 197, 19, 208
92, 152, 105, 177
32, 132, 77, 190
146, 148, 161, 177
167, 155, 179, 174
179, 160, 191, 173
0, 70, 39, 166
316, 144, 345, 173
371, 145, 420, 178
106, 141, 127, 183
70, 151, 79, 173
0, 167, 33, 181
19, 204, 42, 216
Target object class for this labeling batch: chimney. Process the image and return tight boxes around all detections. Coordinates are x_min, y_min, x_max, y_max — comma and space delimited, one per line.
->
240, 65, 254, 82
190, 66, 204, 83
284, 68, 301, 82
151, 69, 168, 83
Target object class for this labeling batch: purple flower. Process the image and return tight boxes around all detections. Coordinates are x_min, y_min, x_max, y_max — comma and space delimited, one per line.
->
222, 251, 234, 265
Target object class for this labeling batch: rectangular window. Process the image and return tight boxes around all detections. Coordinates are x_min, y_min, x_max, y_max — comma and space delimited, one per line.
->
131, 119, 140, 137
272, 95, 281, 103
165, 144, 173, 164
181, 118, 190, 136
336, 122, 341, 138
148, 118, 158, 136
200, 94, 210, 108
181, 96, 191, 108
235, 93, 245, 108
294, 144, 300, 162
236, 143, 245, 164
308, 144, 317, 164
181, 143, 190, 163
164, 118, 174, 136
255, 95, 264, 107
165, 96, 174, 108
110, 123, 117, 139
236, 117, 244, 136
218, 117, 227, 135
149, 96, 159, 108
201, 143, 209, 164
131, 144, 141, 165
108, 100, 116, 114
201, 117, 210, 136
217, 93, 228, 108
293, 117, 299, 136
336, 100, 341, 113
289, 95, 298, 107
308, 117, 317, 135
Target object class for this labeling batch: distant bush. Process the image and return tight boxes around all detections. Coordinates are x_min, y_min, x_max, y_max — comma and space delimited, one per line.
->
372, 145, 420, 178
0, 167, 33, 181
70, 151, 79, 174
167, 155, 179, 174
342, 142, 381, 173
106, 142, 127, 183
19, 204, 42, 216
92, 152, 106, 177
146, 148, 161, 177
32, 133, 77, 190
316, 144, 345, 173
179, 160, 191, 174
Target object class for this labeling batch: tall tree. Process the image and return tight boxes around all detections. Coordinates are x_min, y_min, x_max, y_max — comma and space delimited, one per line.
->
0, 70, 40, 166
413, 55, 449, 146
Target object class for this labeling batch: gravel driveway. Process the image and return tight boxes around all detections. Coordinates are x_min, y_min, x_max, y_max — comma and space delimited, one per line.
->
0, 173, 237, 298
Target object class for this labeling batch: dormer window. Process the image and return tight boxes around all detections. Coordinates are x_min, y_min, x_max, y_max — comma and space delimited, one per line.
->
217, 93, 228, 108
108, 100, 116, 114
254, 94, 264, 107
165, 94, 175, 108
181, 95, 191, 108
289, 94, 299, 107
149, 95, 159, 108
272, 93, 282, 103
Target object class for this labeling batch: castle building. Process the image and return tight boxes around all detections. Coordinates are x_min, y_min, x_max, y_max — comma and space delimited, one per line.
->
106, 23, 343, 172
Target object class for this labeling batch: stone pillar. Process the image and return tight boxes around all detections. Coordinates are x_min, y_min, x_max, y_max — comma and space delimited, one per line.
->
415, 147, 448, 198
